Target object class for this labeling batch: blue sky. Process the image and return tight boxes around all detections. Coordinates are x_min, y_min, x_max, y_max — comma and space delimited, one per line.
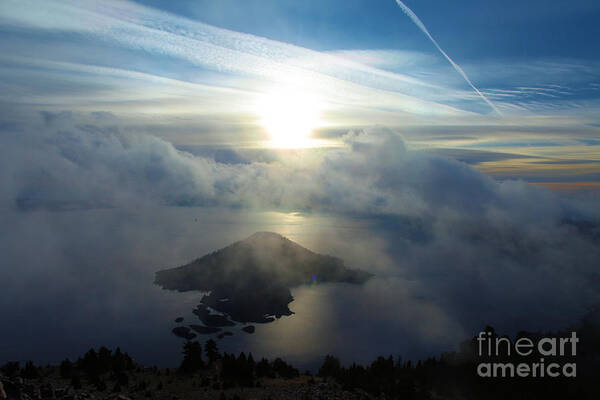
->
0, 0, 599, 185
134, 0, 600, 60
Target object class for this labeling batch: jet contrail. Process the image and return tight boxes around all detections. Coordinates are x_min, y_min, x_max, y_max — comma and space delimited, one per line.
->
395, 0, 502, 115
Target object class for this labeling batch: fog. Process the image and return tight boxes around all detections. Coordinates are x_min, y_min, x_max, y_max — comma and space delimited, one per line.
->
1, 111, 599, 369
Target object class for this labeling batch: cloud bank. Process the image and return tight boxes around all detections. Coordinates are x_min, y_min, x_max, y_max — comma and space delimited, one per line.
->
1, 112, 599, 366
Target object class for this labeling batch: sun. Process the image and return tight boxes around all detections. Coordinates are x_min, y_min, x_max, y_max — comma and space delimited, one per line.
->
257, 88, 322, 148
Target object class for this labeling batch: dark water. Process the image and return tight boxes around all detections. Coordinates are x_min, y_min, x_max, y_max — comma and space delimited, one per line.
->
1, 206, 593, 370
0, 207, 401, 368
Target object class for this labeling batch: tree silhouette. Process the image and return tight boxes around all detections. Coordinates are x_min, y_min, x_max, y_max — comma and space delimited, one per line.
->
204, 339, 220, 365
21, 361, 39, 379
1, 362, 19, 377
318, 355, 341, 379
59, 359, 73, 378
255, 358, 273, 378
112, 347, 134, 372
79, 348, 99, 377
272, 357, 299, 379
179, 341, 203, 373
97, 346, 112, 373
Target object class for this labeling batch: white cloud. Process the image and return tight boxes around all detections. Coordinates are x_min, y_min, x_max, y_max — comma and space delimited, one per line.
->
1, 111, 599, 364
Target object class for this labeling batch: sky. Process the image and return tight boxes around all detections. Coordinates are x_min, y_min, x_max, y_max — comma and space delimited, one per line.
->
1, 0, 600, 368
1, 0, 599, 187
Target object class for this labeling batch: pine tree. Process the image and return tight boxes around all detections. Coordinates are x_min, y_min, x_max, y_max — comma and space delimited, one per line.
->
318, 355, 341, 379
21, 361, 39, 379
204, 339, 220, 365
98, 346, 112, 373
59, 359, 73, 378
180, 341, 203, 373
80, 348, 100, 377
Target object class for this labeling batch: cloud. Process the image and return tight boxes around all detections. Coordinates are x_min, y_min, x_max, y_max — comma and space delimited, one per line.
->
3, 0, 600, 146
1, 110, 599, 366
0, 0, 467, 117
3, 110, 599, 227
327, 49, 439, 70
0, 115, 216, 211
394, 0, 502, 115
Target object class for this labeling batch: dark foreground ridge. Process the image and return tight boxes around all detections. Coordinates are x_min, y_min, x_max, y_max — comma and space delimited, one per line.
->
155, 232, 373, 327
2, 313, 599, 400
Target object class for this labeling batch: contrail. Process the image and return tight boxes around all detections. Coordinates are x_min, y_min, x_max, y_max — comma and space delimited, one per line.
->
394, 1, 502, 115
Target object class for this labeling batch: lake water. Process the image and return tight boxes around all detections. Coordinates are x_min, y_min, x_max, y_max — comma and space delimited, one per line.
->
2, 206, 585, 370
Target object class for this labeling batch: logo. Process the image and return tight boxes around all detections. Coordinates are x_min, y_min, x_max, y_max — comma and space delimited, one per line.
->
476, 331, 578, 378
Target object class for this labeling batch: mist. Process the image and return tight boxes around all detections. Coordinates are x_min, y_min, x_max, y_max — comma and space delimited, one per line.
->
1, 110, 598, 369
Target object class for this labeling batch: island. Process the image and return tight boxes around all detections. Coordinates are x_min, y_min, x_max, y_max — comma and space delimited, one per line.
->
155, 232, 373, 328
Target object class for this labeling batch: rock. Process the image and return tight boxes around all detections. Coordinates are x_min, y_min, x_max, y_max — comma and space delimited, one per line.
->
191, 304, 210, 319
105, 395, 132, 400
22, 383, 37, 398
191, 305, 235, 327
40, 383, 54, 399
174, 317, 184, 323
217, 331, 233, 339
198, 313, 235, 328
241, 325, 255, 334
189, 325, 221, 335
171, 326, 196, 340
